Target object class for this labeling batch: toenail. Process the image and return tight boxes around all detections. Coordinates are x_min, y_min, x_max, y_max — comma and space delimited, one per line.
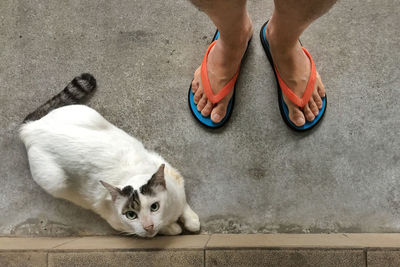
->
212, 114, 221, 121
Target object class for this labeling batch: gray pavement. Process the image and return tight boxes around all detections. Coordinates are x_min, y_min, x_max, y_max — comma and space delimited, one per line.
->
0, 0, 399, 236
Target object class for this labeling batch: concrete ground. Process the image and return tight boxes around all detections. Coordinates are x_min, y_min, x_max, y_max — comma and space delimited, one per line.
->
0, 0, 399, 236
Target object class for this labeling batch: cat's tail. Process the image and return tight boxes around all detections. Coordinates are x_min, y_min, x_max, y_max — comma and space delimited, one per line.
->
23, 73, 97, 122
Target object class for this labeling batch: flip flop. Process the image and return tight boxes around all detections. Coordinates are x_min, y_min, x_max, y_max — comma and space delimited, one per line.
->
260, 21, 327, 131
188, 30, 249, 128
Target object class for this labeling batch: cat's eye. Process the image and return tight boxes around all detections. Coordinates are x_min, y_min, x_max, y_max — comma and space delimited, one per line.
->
125, 211, 137, 220
150, 202, 160, 212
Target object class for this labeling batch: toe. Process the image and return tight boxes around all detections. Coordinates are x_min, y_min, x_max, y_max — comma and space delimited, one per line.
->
210, 100, 228, 123
201, 100, 213, 117
193, 88, 203, 104
288, 104, 306, 127
191, 80, 199, 93
308, 97, 319, 116
313, 90, 323, 109
303, 103, 315, 122
197, 94, 208, 111
316, 73, 326, 97
192, 67, 201, 93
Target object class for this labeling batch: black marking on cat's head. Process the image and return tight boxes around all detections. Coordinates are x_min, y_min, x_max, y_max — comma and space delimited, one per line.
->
140, 164, 166, 196
121, 185, 133, 196
118, 185, 141, 210
122, 185, 141, 209
121, 188, 141, 213
101, 181, 142, 211
127, 189, 141, 211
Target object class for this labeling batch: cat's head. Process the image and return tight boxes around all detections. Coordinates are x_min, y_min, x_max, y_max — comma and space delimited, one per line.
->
100, 164, 168, 237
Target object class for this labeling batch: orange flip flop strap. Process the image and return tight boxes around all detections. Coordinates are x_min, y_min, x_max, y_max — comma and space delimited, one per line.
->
274, 47, 316, 108
201, 41, 240, 104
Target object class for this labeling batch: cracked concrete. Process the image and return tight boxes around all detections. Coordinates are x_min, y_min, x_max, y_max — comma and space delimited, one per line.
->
0, 0, 399, 236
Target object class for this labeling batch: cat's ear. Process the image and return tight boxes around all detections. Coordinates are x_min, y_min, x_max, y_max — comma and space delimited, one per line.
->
140, 164, 166, 195
100, 180, 122, 202
150, 164, 166, 189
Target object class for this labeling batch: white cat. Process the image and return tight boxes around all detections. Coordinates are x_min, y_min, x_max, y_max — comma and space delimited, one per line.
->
19, 74, 200, 237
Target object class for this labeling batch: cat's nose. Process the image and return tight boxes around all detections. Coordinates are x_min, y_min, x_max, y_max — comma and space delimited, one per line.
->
144, 224, 154, 232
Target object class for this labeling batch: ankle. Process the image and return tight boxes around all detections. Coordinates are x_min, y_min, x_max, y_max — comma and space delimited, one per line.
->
212, 27, 251, 70
218, 14, 253, 50
266, 29, 294, 56
266, 17, 301, 55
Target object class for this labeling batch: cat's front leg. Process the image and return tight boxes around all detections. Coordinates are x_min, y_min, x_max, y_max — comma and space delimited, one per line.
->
159, 222, 182, 236
180, 204, 200, 232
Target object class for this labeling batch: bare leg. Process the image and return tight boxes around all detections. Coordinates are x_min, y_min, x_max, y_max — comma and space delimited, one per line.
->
266, 0, 337, 126
190, 0, 253, 123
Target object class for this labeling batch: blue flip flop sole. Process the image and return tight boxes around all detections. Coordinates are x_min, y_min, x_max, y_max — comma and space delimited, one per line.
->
260, 21, 327, 132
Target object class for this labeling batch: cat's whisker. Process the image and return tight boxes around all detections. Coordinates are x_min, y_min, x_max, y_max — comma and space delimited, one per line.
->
119, 230, 135, 236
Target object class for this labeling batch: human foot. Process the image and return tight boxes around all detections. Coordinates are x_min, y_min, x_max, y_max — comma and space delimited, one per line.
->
265, 22, 326, 127
191, 17, 253, 123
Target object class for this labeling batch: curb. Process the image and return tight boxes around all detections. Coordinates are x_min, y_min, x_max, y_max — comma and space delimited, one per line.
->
1, 234, 400, 266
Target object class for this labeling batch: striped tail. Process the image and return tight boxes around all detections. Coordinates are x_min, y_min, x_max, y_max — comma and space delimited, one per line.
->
23, 73, 97, 122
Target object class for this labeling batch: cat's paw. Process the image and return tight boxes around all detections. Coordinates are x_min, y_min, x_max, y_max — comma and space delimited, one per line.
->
183, 212, 200, 232
159, 223, 182, 236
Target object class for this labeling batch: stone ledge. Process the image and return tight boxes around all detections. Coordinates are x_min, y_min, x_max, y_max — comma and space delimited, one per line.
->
1, 234, 400, 267
206, 234, 400, 249
1, 234, 399, 251
0, 235, 210, 251
205, 249, 365, 267
48, 251, 204, 267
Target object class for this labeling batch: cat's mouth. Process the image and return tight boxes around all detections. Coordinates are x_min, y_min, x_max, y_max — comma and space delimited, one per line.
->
138, 227, 158, 238
143, 231, 157, 238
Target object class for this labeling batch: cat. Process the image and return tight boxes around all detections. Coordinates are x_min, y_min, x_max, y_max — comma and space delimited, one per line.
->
19, 73, 200, 237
